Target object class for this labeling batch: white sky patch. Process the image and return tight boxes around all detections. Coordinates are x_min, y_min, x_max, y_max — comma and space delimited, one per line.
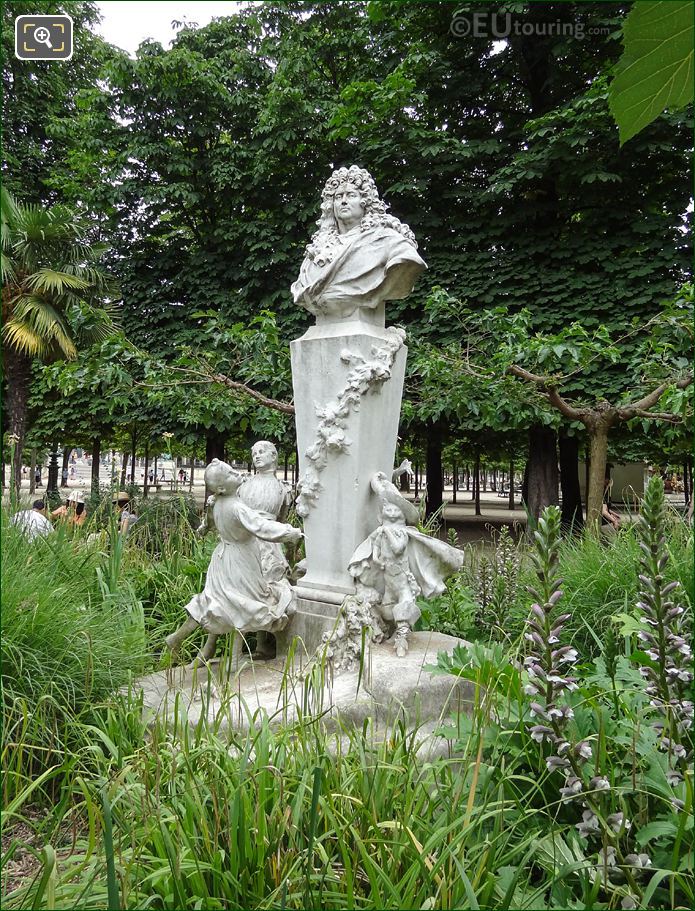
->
95, 1, 247, 55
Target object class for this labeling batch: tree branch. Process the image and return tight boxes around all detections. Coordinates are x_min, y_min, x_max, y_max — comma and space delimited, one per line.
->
507, 364, 587, 422
209, 372, 295, 414
134, 362, 295, 415
629, 409, 686, 424
617, 374, 692, 420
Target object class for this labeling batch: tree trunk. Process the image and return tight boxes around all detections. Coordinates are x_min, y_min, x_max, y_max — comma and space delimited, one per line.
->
682, 460, 690, 507
452, 461, 457, 505
91, 438, 101, 497
189, 455, 194, 491
120, 451, 129, 488
508, 457, 514, 511
586, 423, 611, 535
4, 348, 32, 493
559, 433, 584, 533
130, 430, 137, 484
60, 447, 70, 487
524, 425, 559, 526
29, 448, 37, 495
143, 442, 150, 497
425, 426, 443, 519
414, 463, 419, 499
473, 451, 481, 516
110, 449, 118, 488
205, 429, 226, 464
284, 452, 289, 481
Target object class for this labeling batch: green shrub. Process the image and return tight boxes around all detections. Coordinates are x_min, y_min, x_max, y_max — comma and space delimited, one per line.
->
1, 514, 145, 804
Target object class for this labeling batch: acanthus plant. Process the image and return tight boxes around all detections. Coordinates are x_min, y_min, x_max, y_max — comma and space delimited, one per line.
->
474, 525, 521, 639
633, 476, 693, 782
522, 506, 647, 906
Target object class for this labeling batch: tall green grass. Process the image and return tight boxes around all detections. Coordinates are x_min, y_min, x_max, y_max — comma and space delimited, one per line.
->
538, 509, 693, 652
1, 515, 146, 805
2, 494, 691, 909
425, 510, 693, 655
4, 685, 600, 911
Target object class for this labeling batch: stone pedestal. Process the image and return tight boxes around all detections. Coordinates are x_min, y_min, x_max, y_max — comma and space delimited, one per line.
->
137, 632, 475, 741
290, 318, 406, 603
275, 596, 341, 658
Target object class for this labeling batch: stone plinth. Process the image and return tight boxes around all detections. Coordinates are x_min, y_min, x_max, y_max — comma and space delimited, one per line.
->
290, 319, 406, 601
136, 632, 474, 736
274, 595, 341, 658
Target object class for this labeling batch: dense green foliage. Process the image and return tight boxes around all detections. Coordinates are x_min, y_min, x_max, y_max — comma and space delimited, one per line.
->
1, 516, 145, 805
2, 480, 692, 909
6, 1, 689, 469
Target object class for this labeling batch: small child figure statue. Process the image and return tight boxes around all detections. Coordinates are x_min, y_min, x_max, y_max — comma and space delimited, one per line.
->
165, 459, 302, 665
348, 472, 463, 657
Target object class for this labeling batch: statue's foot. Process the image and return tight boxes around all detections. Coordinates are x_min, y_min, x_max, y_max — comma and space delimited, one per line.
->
164, 632, 184, 662
393, 628, 409, 658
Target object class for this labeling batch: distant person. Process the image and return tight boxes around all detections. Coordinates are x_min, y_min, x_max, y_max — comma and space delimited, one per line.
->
35, 466, 42, 487
178, 468, 185, 484
113, 492, 138, 535
61, 465, 69, 486
11, 500, 53, 540
601, 475, 621, 531
52, 490, 87, 526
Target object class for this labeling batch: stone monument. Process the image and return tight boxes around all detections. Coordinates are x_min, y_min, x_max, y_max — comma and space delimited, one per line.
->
284, 165, 426, 650
141, 166, 474, 737
165, 459, 302, 665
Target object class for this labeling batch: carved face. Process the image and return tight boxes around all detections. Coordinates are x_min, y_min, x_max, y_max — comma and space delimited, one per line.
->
206, 460, 243, 494
251, 441, 277, 472
333, 184, 364, 232
381, 501, 406, 524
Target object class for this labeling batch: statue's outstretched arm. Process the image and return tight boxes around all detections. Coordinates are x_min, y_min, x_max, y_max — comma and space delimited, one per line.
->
236, 501, 302, 543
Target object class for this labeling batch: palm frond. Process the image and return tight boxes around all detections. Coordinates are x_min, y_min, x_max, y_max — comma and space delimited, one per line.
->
3, 320, 50, 359
1, 250, 18, 285
6, 295, 78, 359
2, 192, 114, 364
26, 268, 90, 293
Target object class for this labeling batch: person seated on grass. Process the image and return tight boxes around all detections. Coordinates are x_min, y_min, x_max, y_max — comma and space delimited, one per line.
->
113, 492, 138, 535
11, 499, 53, 541
52, 490, 87, 526
601, 475, 621, 531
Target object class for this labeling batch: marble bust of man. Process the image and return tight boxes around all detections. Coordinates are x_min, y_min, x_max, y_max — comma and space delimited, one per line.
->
291, 165, 426, 324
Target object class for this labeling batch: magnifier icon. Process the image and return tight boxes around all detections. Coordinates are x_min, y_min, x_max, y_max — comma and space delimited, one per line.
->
33, 26, 53, 49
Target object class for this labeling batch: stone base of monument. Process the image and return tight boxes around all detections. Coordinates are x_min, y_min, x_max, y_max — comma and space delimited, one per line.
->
274, 595, 342, 659
135, 632, 475, 740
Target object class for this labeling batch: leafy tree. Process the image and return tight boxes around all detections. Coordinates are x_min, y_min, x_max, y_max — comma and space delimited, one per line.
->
1, 1, 114, 204
1, 189, 115, 489
330, 1, 691, 507
608, 0, 694, 143
416, 286, 693, 531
